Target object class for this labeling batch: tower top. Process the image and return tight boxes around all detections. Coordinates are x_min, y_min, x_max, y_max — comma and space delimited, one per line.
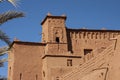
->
41, 13, 67, 25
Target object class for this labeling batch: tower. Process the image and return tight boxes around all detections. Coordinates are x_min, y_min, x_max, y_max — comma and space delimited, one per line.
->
41, 13, 68, 54
41, 14, 70, 80
41, 13, 67, 43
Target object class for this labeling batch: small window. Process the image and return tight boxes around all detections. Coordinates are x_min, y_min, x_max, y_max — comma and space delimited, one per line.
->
84, 49, 93, 61
56, 37, 60, 43
84, 49, 92, 55
67, 59, 72, 66
56, 76, 59, 80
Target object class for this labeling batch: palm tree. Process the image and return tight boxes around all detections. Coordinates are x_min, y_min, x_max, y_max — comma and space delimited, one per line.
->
0, 0, 24, 79
0, 10, 24, 62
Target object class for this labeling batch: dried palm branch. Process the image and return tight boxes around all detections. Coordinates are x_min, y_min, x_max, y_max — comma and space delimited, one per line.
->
0, 46, 8, 67
7, 0, 19, 7
0, 46, 9, 55
0, 58, 7, 67
0, 30, 11, 45
0, 0, 19, 7
0, 11, 24, 24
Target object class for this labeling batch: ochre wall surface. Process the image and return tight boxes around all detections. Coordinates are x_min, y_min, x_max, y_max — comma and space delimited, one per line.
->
8, 42, 45, 80
8, 14, 120, 80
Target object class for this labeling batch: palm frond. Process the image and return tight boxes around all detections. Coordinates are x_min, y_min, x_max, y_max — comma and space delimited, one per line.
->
7, 0, 20, 7
0, 77, 7, 80
0, 0, 3, 2
0, 0, 20, 7
0, 58, 7, 67
0, 11, 24, 24
0, 46, 8, 67
0, 46, 9, 55
0, 61, 3, 67
0, 30, 11, 45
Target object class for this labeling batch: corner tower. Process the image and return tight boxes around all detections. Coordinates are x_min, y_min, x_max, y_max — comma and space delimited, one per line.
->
41, 13, 67, 43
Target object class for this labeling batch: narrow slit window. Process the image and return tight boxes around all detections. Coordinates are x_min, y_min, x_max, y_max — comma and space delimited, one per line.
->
9, 67, 11, 76
43, 71, 45, 77
36, 75, 38, 80
20, 73, 22, 80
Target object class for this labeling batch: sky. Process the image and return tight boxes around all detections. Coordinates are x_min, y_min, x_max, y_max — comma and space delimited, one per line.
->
0, 0, 120, 77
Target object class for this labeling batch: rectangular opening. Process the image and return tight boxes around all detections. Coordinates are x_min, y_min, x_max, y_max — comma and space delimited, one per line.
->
56, 76, 59, 80
36, 75, 38, 80
20, 73, 22, 80
9, 67, 11, 76
84, 49, 92, 55
67, 59, 72, 66
56, 37, 60, 43
84, 49, 93, 61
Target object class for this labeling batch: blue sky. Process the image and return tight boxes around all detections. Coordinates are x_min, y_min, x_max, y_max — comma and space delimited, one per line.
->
0, 0, 120, 77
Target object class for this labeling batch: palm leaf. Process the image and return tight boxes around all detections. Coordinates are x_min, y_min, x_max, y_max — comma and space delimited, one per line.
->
0, 58, 7, 67
0, 11, 24, 24
0, 46, 9, 55
0, 30, 11, 45
7, 0, 20, 7
0, 46, 8, 67
0, 0, 20, 7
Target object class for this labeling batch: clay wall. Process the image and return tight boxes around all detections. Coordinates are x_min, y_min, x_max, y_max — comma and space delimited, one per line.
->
42, 19, 49, 43
8, 45, 15, 80
67, 29, 120, 56
8, 42, 45, 80
42, 56, 82, 80
45, 43, 68, 54
41, 16, 67, 43
61, 39, 115, 80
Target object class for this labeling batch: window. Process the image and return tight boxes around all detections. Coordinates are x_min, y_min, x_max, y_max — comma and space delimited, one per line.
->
56, 76, 59, 80
84, 49, 92, 55
36, 75, 38, 80
43, 71, 45, 77
67, 59, 72, 66
9, 67, 11, 76
20, 73, 22, 80
56, 37, 60, 43
84, 49, 93, 61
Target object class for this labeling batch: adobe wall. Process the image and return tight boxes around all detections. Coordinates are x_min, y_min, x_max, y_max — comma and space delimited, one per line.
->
106, 36, 120, 80
42, 55, 82, 80
67, 29, 120, 56
42, 19, 49, 43
60, 36, 115, 80
45, 43, 68, 54
8, 42, 45, 80
8, 45, 15, 80
41, 16, 67, 43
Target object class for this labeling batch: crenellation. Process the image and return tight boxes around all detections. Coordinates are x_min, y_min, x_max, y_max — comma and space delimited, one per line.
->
68, 31, 120, 40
